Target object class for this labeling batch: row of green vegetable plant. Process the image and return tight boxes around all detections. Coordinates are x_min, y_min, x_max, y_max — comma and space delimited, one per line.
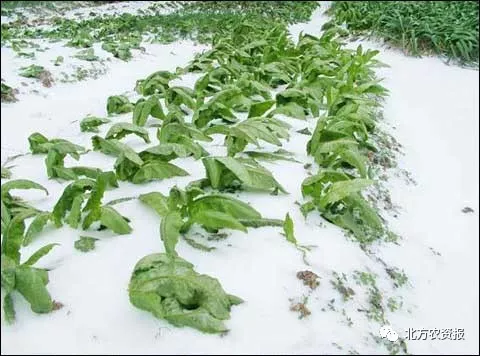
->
1, 3, 400, 337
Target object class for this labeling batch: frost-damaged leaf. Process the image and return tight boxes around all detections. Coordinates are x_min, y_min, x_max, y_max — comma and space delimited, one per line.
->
160, 211, 183, 256
1, 179, 48, 199
105, 123, 150, 143
106, 95, 134, 115
74, 236, 98, 252
283, 213, 297, 245
14, 266, 53, 313
22, 243, 58, 266
132, 161, 188, 184
80, 116, 110, 133
99, 206, 132, 235
23, 212, 52, 246
139, 192, 169, 217
128, 253, 242, 333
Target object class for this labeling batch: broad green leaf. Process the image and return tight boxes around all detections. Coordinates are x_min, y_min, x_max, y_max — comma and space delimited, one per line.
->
139, 192, 169, 217
15, 266, 53, 313
160, 211, 183, 256
214, 157, 252, 185
128, 253, 242, 333
107, 95, 134, 115
106, 122, 150, 143
80, 116, 110, 133
52, 179, 96, 227
132, 162, 188, 184
248, 100, 275, 118
272, 102, 306, 119
133, 96, 164, 127
320, 179, 373, 207
191, 210, 247, 233
99, 206, 132, 235
189, 195, 261, 220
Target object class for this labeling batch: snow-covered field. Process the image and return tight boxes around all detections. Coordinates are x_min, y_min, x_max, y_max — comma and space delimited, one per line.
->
1, 2, 478, 355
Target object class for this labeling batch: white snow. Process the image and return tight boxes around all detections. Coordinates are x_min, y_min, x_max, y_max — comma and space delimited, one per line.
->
1, 2, 478, 355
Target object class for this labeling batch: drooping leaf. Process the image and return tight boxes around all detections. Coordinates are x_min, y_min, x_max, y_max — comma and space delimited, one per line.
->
105, 122, 150, 143
132, 162, 189, 184
107, 95, 134, 115
23, 212, 51, 246
99, 206, 132, 235
1, 179, 48, 199
22, 243, 59, 266
160, 211, 183, 256
14, 266, 53, 313
139, 192, 169, 217
80, 116, 110, 133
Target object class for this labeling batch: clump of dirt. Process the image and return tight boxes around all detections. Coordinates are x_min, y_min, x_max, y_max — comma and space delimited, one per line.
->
297, 270, 320, 290
39, 70, 54, 88
462, 206, 474, 213
289, 299, 311, 319
52, 301, 64, 310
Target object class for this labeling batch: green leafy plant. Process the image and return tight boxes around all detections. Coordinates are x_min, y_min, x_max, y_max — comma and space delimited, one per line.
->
202, 156, 287, 193
1, 209, 59, 323
106, 95, 134, 115
80, 116, 111, 133
132, 95, 165, 126
19, 64, 47, 78
105, 122, 150, 143
128, 253, 242, 333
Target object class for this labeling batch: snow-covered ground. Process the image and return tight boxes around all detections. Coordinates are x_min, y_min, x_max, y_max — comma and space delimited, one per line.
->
1, 2, 478, 355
